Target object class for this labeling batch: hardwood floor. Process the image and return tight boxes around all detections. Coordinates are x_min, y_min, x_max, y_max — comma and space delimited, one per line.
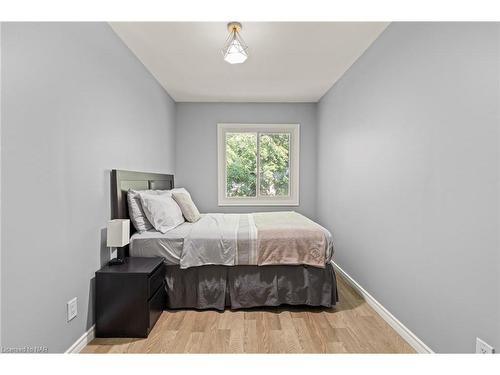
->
81, 275, 415, 353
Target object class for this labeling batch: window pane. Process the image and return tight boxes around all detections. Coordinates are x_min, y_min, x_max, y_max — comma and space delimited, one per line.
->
259, 133, 290, 196
225, 132, 257, 197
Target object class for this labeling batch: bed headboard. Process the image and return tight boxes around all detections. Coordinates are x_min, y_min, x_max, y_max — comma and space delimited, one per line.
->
110, 169, 175, 238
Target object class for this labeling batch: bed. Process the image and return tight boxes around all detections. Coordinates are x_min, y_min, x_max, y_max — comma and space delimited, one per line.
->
111, 169, 338, 310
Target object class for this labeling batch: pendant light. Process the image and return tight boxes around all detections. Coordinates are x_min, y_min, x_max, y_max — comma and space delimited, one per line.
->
221, 22, 248, 64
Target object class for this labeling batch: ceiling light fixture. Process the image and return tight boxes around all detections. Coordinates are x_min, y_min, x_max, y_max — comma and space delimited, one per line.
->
221, 22, 248, 64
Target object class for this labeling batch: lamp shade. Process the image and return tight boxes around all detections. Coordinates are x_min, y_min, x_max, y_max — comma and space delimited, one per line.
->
106, 219, 130, 247
223, 38, 248, 64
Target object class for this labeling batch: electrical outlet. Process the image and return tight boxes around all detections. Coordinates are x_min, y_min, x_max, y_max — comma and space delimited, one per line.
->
67, 297, 77, 322
476, 337, 495, 354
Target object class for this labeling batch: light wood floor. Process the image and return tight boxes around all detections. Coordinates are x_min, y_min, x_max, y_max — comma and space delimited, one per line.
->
82, 275, 415, 353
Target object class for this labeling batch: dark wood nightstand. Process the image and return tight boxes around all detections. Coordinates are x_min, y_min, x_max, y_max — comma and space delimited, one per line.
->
95, 257, 166, 338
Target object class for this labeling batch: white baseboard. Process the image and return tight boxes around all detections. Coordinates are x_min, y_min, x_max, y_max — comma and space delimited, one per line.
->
65, 325, 95, 354
332, 261, 434, 354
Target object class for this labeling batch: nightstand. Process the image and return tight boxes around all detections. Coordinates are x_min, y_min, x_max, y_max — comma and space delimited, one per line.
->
95, 257, 166, 338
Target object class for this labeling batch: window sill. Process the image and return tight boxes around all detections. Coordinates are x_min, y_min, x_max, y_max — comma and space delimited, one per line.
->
218, 200, 299, 207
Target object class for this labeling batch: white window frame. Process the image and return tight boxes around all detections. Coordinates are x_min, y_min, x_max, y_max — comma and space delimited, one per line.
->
217, 123, 300, 206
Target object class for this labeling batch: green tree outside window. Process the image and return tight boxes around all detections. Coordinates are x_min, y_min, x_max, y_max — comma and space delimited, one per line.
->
225, 132, 290, 198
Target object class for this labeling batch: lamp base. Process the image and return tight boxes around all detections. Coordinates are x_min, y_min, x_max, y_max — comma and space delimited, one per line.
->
108, 258, 125, 266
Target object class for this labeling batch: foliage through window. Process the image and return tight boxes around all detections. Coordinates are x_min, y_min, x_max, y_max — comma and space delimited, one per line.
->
218, 124, 299, 206
226, 133, 257, 197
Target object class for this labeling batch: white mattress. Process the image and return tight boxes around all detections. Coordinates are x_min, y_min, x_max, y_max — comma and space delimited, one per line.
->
129, 221, 195, 265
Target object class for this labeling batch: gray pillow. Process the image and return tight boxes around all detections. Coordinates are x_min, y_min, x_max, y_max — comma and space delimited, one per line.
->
127, 189, 168, 232
172, 192, 201, 223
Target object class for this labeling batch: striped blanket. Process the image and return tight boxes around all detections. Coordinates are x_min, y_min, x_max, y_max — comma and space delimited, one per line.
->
179, 211, 333, 269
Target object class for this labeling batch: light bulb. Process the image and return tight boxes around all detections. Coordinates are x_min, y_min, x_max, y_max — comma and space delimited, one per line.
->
223, 38, 248, 64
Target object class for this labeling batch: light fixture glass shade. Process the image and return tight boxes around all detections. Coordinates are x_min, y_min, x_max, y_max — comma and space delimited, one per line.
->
222, 22, 248, 64
106, 219, 130, 247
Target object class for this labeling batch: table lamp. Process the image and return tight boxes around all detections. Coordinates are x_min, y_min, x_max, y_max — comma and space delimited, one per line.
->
106, 219, 130, 266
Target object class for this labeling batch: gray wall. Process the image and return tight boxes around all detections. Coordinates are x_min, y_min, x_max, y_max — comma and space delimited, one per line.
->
317, 23, 499, 353
1, 23, 176, 352
175, 103, 318, 219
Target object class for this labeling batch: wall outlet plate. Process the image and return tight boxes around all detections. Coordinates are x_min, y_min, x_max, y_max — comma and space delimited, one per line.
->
67, 297, 77, 322
476, 337, 495, 354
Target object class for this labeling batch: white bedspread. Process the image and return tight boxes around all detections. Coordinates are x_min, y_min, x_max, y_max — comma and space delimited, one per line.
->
180, 213, 242, 268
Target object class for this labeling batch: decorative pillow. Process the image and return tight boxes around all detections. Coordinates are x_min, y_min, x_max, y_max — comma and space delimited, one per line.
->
139, 192, 185, 233
170, 187, 191, 197
127, 189, 168, 232
172, 192, 201, 222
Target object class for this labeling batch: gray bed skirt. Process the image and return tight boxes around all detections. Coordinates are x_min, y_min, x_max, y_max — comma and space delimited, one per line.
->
164, 263, 338, 310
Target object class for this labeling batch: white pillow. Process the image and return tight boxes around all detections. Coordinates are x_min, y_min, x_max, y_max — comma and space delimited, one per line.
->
139, 192, 185, 233
127, 189, 168, 232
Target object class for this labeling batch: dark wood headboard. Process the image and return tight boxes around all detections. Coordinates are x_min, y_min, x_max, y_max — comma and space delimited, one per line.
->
110, 169, 175, 239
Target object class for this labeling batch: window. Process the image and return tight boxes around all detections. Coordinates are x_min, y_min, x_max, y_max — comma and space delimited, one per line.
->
218, 123, 299, 206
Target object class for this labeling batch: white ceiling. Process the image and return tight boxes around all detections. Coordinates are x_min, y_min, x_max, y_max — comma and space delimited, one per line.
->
110, 22, 389, 102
